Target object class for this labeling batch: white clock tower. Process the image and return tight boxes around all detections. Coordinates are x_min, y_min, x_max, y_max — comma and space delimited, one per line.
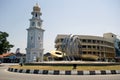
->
26, 3, 44, 63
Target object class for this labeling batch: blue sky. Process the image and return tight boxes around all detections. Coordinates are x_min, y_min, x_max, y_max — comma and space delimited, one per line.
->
0, 0, 120, 53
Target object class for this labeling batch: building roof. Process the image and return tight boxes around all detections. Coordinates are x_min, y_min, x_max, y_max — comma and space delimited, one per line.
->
0, 53, 14, 58
55, 34, 114, 43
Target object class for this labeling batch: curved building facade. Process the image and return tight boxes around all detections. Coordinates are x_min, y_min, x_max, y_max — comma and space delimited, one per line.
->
55, 33, 115, 61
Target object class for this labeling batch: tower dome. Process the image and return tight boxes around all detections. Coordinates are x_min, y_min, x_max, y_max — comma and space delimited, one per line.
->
33, 3, 40, 12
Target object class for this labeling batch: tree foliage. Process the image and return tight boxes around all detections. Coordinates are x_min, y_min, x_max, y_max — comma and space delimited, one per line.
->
0, 31, 14, 54
118, 41, 120, 49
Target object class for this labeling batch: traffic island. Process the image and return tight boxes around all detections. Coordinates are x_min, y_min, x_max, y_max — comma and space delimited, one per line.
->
8, 62, 120, 75
8, 67, 120, 75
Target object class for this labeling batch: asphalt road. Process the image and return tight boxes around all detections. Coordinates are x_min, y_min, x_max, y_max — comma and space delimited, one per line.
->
0, 63, 120, 80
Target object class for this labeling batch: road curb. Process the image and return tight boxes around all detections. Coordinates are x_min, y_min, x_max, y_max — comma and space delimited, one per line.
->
8, 68, 120, 75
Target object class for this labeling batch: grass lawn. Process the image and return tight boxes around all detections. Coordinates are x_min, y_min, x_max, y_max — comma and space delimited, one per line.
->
10, 65, 120, 70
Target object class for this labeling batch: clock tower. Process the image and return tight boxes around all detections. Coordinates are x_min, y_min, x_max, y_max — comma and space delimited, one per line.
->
26, 3, 45, 63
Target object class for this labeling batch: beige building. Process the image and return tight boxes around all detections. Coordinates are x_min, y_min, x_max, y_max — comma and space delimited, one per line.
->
55, 33, 115, 61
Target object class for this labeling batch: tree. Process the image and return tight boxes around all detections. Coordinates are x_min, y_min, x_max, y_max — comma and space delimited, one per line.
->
118, 41, 120, 49
0, 31, 14, 54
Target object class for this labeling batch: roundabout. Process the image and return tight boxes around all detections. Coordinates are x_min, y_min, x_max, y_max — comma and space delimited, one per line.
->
0, 63, 120, 80
8, 61, 120, 75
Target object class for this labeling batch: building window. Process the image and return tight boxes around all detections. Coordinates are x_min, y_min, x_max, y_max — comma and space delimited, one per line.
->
93, 52, 96, 55
37, 22, 40, 26
101, 46, 103, 49
93, 46, 96, 49
38, 37, 40, 40
97, 40, 100, 43
31, 37, 33, 40
32, 22, 35, 26
61, 39, 64, 42
93, 40, 96, 43
82, 39, 86, 43
35, 13, 37, 17
101, 41, 103, 44
97, 46, 100, 50
83, 51, 86, 54
88, 52, 91, 54
88, 40, 91, 43
88, 46, 91, 48
82, 45, 86, 48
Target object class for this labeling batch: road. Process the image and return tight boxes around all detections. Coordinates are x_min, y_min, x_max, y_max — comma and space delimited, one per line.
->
0, 63, 120, 80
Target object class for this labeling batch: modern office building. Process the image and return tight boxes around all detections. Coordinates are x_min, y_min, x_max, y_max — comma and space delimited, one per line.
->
103, 33, 120, 61
55, 33, 118, 61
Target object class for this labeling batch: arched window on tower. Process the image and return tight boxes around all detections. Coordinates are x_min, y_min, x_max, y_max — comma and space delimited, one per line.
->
31, 37, 33, 40
38, 37, 40, 40
35, 13, 37, 17
31, 22, 35, 26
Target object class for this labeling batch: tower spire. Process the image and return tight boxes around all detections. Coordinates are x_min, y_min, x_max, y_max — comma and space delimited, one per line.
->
36, 3, 38, 6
